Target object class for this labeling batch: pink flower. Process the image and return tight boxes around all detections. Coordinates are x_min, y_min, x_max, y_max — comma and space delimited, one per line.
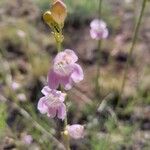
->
48, 49, 84, 90
90, 19, 108, 40
66, 124, 84, 139
37, 86, 67, 120
22, 134, 33, 145
11, 81, 20, 90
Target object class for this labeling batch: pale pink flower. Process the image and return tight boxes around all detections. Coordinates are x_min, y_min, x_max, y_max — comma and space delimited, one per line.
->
66, 124, 84, 139
11, 81, 20, 90
37, 86, 66, 120
90, 19, 108, 40
17, 93, 27, 102
22, 134, 33, 145
48, 49, 84, 90
17, 30, 26, 38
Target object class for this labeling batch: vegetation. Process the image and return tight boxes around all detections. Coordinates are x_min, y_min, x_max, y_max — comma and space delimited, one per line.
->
0, 0, 150, 149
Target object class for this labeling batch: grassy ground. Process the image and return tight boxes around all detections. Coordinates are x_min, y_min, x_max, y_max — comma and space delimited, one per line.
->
0, 0, 150, 149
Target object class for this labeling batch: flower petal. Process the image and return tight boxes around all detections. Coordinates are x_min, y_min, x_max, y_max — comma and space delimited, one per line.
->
41, 86, 51, 96
37, 97, 48, 114
66, 124, 84, 139
47, 107, 57, 118
48, 69, 60, 89
64, 49, 78, 63
102, 28, 109, 39
90, 19, 106, 30
57, 103, 66, 120
43, 11, 55, 26
58, 92, 66, 102
60, 75, 73, 90
71, 64, 84, 83
90, 29, 97, 40
90, 19, 108, 40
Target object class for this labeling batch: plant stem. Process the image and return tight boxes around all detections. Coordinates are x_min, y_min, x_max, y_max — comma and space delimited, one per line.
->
57, 41, 62, 52
0, 94, 66, 150
95, 40, 102, 97
61, 101, 70, 150
119, 0, 147, 101
98, 0, 102, 19
63, 112, 70, 150
95, 0, 102, 97
56, 41, 70, 149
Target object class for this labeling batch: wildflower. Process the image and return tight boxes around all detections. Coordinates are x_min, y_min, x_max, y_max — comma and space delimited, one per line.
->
48, 49, 84, 90
43, 0, 67, 27
11, 81, 20, 91
37, 86, 66, 120
17, 93, 27, 102
66, 124, 84, 139
17, 30, 26, 38
21, 134, 33, 145
90, 19, 108, 40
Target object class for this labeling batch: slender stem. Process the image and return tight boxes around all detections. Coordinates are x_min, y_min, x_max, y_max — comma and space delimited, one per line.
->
57, 41, 62, 52
95, 0, 102, 97
62, 94, 70, 150
56, 40, 70, 149
95, 40, 102, 97
119, 0, 147, 101
54, 28, 63, 52
98, 0, 102, 18
63, 111, 70, 150
1, 94, 65, 150
18, 105, 66, 150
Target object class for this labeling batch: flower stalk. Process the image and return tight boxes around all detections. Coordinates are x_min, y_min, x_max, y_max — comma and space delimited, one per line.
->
39, 1, 84, 150
119, 0, 147, 100
95, 40, 102, 97
95, 0, 103, 97
62, 115, 70, 150
56, 39, 70, 149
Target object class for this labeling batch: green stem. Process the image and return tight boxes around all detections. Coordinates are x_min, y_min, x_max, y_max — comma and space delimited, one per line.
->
95, 40, 102, 97
56, 39, 70, 149
95, 0, 102, 97
1, 93, 65, 150
57, 41, 62, 52
62, 94, 70, 150
98, 0, 102, 18
63, 112, 70, 150
119, 0, 147, 101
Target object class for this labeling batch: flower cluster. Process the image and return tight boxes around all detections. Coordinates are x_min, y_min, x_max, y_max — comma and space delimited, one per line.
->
37, 0, 84, 140
90, 19, 109, 40
38, 86, 66, 120
48, 49, 84, 90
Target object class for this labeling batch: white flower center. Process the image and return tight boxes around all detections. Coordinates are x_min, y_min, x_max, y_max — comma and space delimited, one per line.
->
54, 54, 73, 75
46, 93, 61, 107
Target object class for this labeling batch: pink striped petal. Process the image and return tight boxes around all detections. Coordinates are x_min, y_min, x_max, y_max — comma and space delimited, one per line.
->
57, 103, 66, 120
71, 64, 84, 83
37, 97, 48, 114
48, 70, 60, 89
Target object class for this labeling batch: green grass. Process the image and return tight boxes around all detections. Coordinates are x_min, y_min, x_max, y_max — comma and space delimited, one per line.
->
0, 103, 7, 136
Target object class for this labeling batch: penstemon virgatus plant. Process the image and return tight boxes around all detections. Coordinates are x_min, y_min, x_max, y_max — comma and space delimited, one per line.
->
89, 0, 109, 98
37, 0, 84, 149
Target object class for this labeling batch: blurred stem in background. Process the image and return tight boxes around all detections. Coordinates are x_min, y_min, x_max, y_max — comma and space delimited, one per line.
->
119, 0, 147, 104
95, 0, 102, 98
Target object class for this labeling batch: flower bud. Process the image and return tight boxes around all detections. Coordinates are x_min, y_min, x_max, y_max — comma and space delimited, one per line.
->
66, 124, 84, 139
51, 0, 67, 25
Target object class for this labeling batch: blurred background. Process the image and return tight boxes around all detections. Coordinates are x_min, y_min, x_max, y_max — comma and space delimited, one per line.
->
0, 0, 150, 149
